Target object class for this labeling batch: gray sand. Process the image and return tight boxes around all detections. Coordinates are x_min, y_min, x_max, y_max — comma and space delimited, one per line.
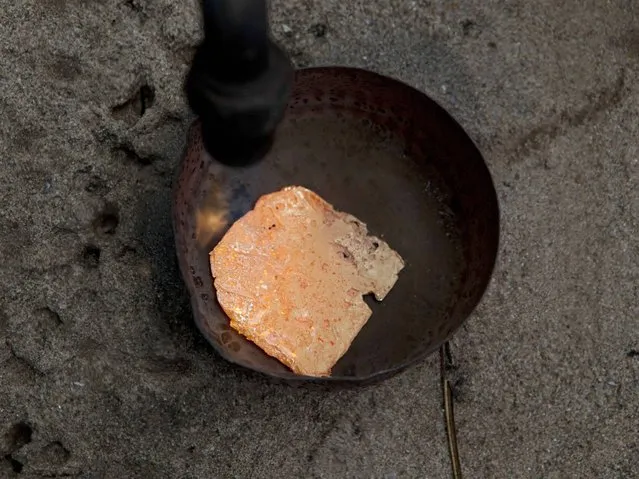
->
1, 0, 638, 478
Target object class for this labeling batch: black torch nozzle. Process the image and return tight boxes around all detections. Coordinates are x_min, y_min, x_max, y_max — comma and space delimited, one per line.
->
185, 0, 294, 166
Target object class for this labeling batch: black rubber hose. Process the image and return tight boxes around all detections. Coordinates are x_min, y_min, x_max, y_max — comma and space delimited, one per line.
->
199, 0, 270, 82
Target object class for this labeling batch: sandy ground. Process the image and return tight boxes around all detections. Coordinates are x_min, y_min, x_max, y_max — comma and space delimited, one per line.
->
1, 0, 638, 478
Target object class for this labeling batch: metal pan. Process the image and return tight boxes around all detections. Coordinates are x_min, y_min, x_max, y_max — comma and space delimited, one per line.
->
172, 67, 499, 385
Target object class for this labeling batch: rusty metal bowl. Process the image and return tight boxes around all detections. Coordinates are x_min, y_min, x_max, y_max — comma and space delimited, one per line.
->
172, 67, 499, 385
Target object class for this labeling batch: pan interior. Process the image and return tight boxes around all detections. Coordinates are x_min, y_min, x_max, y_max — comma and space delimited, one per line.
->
215, 114, 465, 377
173, 67, 499, 382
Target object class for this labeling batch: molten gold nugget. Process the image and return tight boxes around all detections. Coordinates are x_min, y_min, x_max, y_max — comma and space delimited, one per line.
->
210, 186, 404, 377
